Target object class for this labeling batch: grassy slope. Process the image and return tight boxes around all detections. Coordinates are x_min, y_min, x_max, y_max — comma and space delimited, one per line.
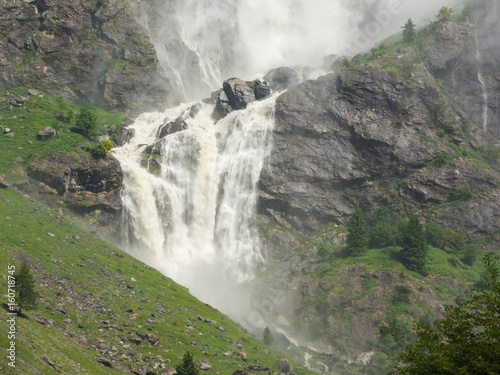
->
0, 188, 311, 375
0, 87, 126, 178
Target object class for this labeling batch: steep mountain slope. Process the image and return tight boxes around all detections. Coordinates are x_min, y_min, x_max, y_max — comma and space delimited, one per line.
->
0, 186, 310, 374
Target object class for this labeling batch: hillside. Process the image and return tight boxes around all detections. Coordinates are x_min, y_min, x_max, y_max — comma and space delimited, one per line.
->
0, 186, 310, 374
0, 1, 500, 375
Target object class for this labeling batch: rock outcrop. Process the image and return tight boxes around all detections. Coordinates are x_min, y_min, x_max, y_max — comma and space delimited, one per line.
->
27, 151, 123, 221
0, 0, 171, 115
259, 32, 500, 242
212, 78, 271, 120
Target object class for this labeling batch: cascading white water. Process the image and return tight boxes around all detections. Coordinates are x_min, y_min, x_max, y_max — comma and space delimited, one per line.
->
115, 98, 276, 312
475, 32, 489, 131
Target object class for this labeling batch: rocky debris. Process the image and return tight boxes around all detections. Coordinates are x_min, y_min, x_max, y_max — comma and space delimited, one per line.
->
76, 318, 84, 328
42, 356, 61, 372
198, 360, 212, 371
264, 67, 299, 91
212, 78, 272, 120
0, 180, 8, 189
232, 343, 244, 351
96, 357, 113, 367
277, 359, 295, 375
136, 331, 160, 346
198, 315, 217, 325
27, 151, 123, 222
112, 128, 135, 147
36, 127, 58, 141
158, 117, 188, 139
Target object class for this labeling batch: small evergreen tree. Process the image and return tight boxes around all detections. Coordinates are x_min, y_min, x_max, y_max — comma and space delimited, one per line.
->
14, 261, 39, 314
263, 326, 273, 346
436, 6, 455, 21
175, 351, 199, 375
402, 18, 416, 43
92, 139, 114, 159
74, 108, 98, 138
346, 206, 368, 256
401, 216, 427, 274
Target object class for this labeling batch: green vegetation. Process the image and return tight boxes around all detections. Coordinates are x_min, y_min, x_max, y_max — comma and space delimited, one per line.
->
92, 139, 114, 159
0, 87, 127, 176
401, 19, 416, 43
13, 260, 39, 314
175, 352, 199, 375
74, 108, 98, 139
436, 6, 455, 22
263, 326, 274, 346
346, 206, 369, 256
0, 187, 310, 375
392, 253, 500, 374
401, 216, 427, 274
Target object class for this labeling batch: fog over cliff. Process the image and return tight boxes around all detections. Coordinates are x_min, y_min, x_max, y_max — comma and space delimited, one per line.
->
128, 0, 463, 100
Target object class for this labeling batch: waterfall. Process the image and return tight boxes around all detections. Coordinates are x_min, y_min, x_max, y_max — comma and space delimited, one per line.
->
114, 98, 276, 310
475, 32, 488, 131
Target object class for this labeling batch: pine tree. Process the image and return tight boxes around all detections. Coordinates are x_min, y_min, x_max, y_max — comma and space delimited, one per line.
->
14, 261, 39, 314
346, 206, 368, 256
263, 326, 273, 346
175, 351, 199, 375
401, 216, 427, 274
402, 18, 416, 43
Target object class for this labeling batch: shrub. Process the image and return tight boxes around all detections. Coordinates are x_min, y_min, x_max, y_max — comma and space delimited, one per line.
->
92, 140, 114, 159
74, 108, 98, 138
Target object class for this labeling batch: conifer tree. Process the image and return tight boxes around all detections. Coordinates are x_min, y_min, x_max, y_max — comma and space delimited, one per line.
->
402, 18, 416, 43
346, 206, 368, 256
175, 351, 199, 375
263, 326, 273, 346
14, 261, 39, 314
401, 216, 427, 274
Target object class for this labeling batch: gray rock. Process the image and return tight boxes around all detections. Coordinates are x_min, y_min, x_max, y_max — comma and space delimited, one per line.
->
158, 117, 188, 139
223, 77, 256, 111
36, 127, 58, 141
264, 67, 300, 91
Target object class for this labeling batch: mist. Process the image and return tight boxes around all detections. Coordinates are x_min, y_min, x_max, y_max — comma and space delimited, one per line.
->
119, 0, 469, 345
129, 0, 464, 101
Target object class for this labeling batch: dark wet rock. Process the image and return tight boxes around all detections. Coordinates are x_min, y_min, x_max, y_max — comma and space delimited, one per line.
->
27, 151, 123, 222
158, 117, 188, 139
223, 78, 256, 110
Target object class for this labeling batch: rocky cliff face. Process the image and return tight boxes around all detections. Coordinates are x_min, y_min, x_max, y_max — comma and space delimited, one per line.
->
27, 151, 123, 222
254, 12, 500, 367
258, 21, 500, 243
0, 0, 171, 115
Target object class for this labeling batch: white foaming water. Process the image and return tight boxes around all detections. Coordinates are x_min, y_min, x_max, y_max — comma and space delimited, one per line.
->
115, 98, 276, 312
475, 32, 488, 131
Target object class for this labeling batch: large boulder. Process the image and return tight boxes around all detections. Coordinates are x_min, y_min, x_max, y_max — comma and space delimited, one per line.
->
264, 67, 300, 91
223, 78, 256, 110
212, 78, 271, 120
157, 117, 188, 139
36, 127, 58, 141
27, 151, 123, 221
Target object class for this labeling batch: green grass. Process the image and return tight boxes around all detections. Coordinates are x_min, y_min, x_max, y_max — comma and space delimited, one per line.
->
0, 187, 312, 374
0, 87, 127, 176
